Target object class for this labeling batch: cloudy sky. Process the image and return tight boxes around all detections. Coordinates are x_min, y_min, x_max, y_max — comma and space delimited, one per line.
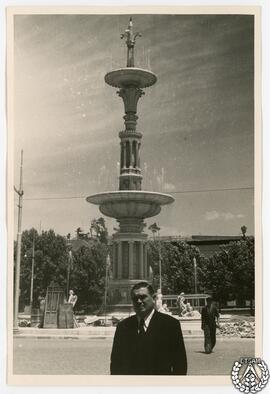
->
13, 13, 254, 238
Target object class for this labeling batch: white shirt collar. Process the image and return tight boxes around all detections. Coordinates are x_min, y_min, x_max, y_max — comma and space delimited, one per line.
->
137, 308, 155, 331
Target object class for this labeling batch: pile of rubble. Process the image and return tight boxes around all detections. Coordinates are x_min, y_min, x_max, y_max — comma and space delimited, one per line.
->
218, 320, 255, 338
18, 319, 31, 327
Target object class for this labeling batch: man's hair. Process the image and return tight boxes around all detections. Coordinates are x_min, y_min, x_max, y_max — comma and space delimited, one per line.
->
206, 296, 213, 303
131, 281, 155, 297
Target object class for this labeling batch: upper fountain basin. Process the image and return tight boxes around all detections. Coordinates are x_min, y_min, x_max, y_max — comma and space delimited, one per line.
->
105, 68, 157, 88
86, 190, 174, 219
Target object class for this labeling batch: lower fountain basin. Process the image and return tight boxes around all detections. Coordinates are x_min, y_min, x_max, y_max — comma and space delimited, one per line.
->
86, 190, 174, 219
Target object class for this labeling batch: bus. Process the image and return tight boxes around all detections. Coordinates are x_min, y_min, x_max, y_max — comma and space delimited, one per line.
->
162, 294, 211, 314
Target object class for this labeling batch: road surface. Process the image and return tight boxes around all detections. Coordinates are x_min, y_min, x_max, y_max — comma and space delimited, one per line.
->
13, 337, 255, 375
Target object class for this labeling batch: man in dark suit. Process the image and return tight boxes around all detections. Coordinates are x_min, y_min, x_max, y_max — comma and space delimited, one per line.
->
201, 296, 220, 354
110, 281, 187, 375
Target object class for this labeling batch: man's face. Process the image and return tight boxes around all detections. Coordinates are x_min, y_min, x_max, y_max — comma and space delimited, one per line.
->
131, 287, 155, 317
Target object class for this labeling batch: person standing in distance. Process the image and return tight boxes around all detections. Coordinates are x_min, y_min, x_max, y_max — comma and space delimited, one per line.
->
110, 281, 187, 375
201, 296, 220, 354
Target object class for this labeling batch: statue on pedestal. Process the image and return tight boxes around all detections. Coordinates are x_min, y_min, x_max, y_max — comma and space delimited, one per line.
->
68, 289, 78, 307
155, 289, 163, 312
177, 292, 187, 316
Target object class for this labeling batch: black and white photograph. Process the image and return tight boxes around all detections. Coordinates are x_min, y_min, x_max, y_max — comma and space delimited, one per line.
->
6, 5, 262, 386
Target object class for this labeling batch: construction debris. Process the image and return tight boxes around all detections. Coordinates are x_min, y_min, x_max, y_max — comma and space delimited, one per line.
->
218, 320, 255, 338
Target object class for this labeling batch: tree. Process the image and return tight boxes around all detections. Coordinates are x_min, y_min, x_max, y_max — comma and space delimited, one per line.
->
69, 242, 108, 309
202, 251, 233, 305
90, 217, 108, 244
76, 227, 84, 239
19, 228, 68, 308
147, 240, 206, 294
17, 227, 109, 312
226, 237, 254, 311
202, 236, 255, 311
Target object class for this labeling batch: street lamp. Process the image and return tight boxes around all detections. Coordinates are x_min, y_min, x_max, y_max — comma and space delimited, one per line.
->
66, 241, 73, 299
148, 223, 162, 292
193, 257, 198, 294
193, 257, 198, 308
104, 253, 111, 325
29, 236, 35, 313
158, 235, 162, 293
14, 150, 24, 332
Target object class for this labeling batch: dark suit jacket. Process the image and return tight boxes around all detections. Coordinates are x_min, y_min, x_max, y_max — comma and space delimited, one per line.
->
201, 304, 219, 329
110, 310, 187, 375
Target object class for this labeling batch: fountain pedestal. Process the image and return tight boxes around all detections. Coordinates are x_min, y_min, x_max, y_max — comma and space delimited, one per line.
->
109, 232, 148, 308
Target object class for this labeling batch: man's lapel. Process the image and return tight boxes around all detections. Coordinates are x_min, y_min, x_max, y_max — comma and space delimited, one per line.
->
145, 309, 159, 336
128, 314, 139, 336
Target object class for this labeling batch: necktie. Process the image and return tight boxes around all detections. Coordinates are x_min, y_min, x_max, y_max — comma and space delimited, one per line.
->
138, 318, 146, 338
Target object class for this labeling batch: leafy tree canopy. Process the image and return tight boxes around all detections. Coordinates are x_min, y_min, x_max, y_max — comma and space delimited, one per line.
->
148, 240, 207, 295
16, 222, 110, 311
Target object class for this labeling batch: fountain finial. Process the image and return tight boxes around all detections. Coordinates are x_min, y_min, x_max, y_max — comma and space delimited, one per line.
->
120, 17, 142, 67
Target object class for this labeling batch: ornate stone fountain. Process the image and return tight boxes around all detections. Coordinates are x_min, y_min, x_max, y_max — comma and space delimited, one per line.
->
87, 18, 174, 309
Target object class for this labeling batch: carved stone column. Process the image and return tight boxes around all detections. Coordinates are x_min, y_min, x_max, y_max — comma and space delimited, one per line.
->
132, 140, 136, 168
138, 142, 141, 168
113, 242, 117, 279
117, 241, 122, 279
140, 241, 144, 279
123, 141, 126, 168
128, 241, 134, 279
129, 140, 132, 168
117, 87, 144, 131
135, 141, 138, 168
120, 142, 123, 169
144, 243, 148, 279
130, 140, 134, 167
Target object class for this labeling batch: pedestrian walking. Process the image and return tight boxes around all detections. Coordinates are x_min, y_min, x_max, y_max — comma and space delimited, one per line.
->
201, 296, 220, 354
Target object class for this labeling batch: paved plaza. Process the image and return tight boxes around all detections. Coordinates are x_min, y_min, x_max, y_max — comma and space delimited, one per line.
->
13, 337, 255, 375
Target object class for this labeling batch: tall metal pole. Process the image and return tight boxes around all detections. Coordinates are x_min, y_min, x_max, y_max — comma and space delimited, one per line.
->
29, 235, 35, 314
193, 257, 198, 308
14, 150, 24, 332
158, 231, 162, 293
66, 249, 72, 299
193, 257, 198, 294
104, 253, 110, 325
149, 223, 162, 293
